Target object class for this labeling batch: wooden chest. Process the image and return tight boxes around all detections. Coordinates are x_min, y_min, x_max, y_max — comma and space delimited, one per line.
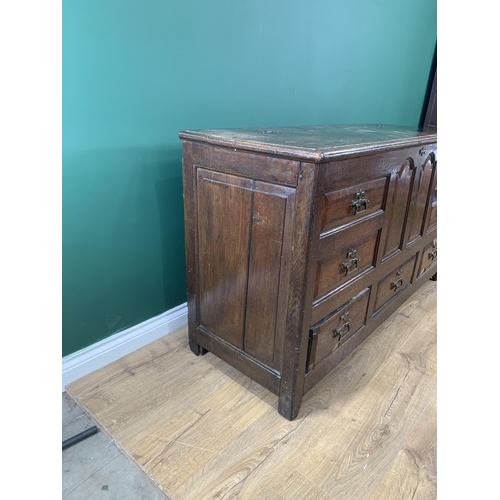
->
179, 124, 437, 420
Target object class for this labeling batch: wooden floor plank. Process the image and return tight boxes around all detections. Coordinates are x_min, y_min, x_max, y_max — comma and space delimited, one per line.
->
300, 282, 436, 416
197, 372, 278, 431
244, 290, 436, 499
242, 468, 332, 500
171, 406, 309, 499
67, 281, 437, 500
299, 345, 435, 499
371, 387, 437, 500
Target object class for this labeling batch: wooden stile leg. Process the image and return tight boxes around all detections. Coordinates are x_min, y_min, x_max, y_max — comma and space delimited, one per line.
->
189, 340, 208, 356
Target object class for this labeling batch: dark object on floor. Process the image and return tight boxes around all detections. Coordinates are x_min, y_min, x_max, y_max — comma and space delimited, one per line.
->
62, 426, 99, 451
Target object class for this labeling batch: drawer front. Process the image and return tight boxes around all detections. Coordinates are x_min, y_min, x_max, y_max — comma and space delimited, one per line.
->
373, 253, 418, 314
418, 239, 437, 278
321, 177, 388, 233
314, 214, 383, 301
308, 288, 370, 371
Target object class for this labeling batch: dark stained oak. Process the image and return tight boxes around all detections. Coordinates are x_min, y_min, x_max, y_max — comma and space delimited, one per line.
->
180, 124, 436, 162
190, 141, 301, 187
244, 182, 295, 369
407, 155, 436, 245
315, 214, 383, 300
417, 238, 438, 279
308, 287, 370, 370
277, 163, 319, 420
381, 159, 414, 260
372, 254, 418, 315
197, 168, 253, 349
180, 124, 437, 419
321, 176, 388, 233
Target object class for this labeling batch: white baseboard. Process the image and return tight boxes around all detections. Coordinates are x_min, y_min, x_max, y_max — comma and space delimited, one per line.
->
62, 303, 188, 392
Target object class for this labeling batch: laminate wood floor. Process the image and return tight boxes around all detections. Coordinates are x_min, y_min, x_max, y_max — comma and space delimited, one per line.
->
67, 280, 437, 500
62, 392, 166, 499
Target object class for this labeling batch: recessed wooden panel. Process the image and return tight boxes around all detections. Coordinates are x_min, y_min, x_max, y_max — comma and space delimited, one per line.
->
244, 182, 295, 369
408, 156, 435, 244
197, 168, 253, 349
428, 201, 437, 230
382, 160, 414, 260
427, 179, 437, 233
321, 177, 387, 233
197, 168, 296, 369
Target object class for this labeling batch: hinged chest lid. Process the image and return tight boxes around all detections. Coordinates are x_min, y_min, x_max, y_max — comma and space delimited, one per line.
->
179, 124, 437, 162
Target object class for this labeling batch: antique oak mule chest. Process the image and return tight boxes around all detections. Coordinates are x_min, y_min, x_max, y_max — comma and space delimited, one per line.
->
179, 124, 437, 420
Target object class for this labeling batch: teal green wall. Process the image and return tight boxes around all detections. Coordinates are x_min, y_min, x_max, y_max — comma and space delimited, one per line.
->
63, 0, 437, 357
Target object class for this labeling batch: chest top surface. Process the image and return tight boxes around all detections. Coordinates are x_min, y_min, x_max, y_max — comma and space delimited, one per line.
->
179, 124, 437, 162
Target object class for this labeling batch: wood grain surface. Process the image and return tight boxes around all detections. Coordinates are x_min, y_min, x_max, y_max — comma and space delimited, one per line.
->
67, 280, 437, 500
179, 125, 437, 162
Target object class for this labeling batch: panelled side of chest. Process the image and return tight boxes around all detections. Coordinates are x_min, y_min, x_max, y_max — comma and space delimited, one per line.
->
181, 140, 317, 404
304, 144, 437, 392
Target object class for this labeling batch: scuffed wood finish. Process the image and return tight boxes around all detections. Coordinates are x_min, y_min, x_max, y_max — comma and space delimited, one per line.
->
278, 163, 319, 420
180, 124, 437, 420
191, 141, 301, 187
182, 141, 204, 356
179, 124, 436, 162
66, 281, 437, 500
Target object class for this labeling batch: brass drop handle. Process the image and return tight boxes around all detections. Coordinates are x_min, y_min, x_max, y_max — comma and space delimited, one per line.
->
392, 269, 405, 291
350, 190, 370, 215
334, 311, 352, 340
341, 249, 361, 276
428, 240, 437, 260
